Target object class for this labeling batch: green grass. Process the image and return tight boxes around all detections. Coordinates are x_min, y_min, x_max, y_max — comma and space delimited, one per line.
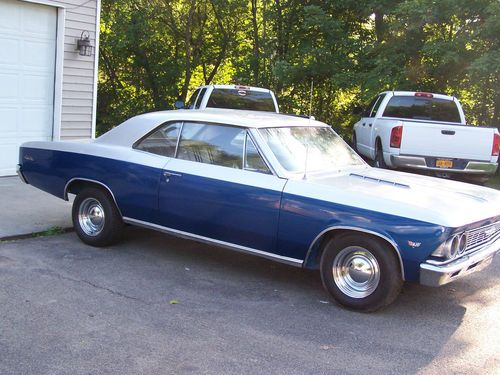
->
485, 174, 500, 190
33, 226, 66, 237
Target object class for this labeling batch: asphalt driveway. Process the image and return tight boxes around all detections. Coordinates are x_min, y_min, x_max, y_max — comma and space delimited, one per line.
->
0, 228, 498, 375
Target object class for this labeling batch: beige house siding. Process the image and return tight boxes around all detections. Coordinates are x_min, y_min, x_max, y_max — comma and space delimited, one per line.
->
28, 0, 100, 140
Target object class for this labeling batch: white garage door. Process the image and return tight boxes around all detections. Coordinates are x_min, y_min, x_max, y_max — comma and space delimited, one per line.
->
0, 0, 57, 176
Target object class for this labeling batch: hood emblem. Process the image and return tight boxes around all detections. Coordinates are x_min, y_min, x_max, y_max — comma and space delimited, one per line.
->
408, 241, 421, 248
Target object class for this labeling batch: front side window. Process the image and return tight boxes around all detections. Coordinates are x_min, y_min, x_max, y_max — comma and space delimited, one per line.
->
259, 126, 365, 173
177, 123, 245, 169
383, 96, 461, 123
206, 89, 276, 112
134, 122, 182, 157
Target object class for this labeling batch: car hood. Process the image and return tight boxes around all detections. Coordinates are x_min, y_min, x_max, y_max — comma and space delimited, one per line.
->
285, 167, 500, 228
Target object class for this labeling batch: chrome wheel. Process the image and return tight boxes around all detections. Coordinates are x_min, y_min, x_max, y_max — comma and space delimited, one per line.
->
332, 246, 380, 298
78, 197, 105, 236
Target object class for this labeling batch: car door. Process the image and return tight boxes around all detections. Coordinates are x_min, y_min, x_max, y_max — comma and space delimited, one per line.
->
158, 122, 286, 253
356, 94, 384, 157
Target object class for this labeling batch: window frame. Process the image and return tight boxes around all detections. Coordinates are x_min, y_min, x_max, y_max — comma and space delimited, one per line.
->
132, 121, 183, 158
243, 131, 272, 174
369, 94, 386, 118
133, 120, 276, 176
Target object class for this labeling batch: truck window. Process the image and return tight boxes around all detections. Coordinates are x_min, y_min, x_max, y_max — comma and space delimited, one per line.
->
383, 96, 461, 123
370, 94, 386, 117
194, 88, 207, 109
185, 89, 200, 109
207, 89, 276, 112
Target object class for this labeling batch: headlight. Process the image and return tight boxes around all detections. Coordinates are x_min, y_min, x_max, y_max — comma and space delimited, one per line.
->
431, 233, 467, 260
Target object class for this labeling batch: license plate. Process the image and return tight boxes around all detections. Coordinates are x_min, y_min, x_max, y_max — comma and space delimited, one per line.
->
436, 159, 453, 168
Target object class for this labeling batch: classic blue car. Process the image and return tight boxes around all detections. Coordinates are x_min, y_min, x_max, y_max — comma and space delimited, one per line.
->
18, 109, 500, 311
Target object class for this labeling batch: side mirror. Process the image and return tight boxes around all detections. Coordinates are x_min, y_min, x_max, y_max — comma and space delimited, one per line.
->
352, 106, 363, 116
174, 100, 185, 109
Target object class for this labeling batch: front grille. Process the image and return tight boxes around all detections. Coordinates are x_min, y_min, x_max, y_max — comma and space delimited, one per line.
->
465, 222, 500, 251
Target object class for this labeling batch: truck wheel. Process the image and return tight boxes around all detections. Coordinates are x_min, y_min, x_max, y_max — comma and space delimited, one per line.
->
72, 187, 124, 247
352, 133, 358, 153
374, 142, 387, 168
320, 233, 403, 312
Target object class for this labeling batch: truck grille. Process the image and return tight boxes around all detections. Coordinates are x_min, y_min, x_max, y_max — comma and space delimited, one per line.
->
465, 222, 500, 251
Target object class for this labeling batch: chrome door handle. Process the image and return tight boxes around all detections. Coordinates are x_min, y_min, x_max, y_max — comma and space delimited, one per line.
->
164, 171, 182, 177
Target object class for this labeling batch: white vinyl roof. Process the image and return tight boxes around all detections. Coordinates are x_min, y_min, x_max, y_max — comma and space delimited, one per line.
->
95, 108, 327, 147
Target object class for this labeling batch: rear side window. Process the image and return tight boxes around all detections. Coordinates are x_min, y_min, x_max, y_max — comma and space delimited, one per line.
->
177, 122, 245, 169
383, 96, 461, 123
207, 89, 275, 112
134, 122, 182, 157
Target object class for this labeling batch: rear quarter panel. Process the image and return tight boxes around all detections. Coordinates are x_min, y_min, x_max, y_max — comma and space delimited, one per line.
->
19, 142, 167, 223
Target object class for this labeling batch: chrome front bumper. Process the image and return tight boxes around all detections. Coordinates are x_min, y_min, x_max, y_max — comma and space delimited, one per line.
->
391, 155, 498, 175
16, 164, 28, 184
420, 238, 500, 287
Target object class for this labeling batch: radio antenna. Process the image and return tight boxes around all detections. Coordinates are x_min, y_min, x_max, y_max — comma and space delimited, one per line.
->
308, 79, 314, 119
303, 143, 309, 180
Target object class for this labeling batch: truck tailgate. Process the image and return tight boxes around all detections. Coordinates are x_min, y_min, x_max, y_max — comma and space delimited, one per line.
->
400, 122, 494, 161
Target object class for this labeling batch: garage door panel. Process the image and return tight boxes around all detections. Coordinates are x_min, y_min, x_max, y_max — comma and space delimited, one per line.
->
0, 72, 19, 98
0, 1, 21, 32
22, 40, 56, 69
20, 107, 53, 134
23, 2, 57, 36
0, 37, 19, 64
0, 107, 17, 134
0, 0, 56, 176
0, 143, 18, 176
21, 74, 54, 101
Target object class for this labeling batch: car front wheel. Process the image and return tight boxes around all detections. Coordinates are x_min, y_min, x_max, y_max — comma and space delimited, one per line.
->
72, 187, 124, 247
320, 233, 403, 312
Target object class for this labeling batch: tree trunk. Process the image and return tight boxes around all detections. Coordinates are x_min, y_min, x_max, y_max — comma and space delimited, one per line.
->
251, 0, 260, 85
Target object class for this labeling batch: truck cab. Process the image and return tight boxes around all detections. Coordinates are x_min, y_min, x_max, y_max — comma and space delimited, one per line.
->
352, 91, 499, 181
180, 85, 279, 113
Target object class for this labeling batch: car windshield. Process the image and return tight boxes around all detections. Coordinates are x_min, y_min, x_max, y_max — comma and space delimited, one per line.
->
258, 126, 365, 173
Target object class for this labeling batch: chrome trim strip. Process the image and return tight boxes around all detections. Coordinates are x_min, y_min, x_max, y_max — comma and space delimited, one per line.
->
123, 217, 304, 267
426, 227, 500, 266
304, 226, 405, 280
420, 238, 499, 286
391, 155, 498, 175
243, 130, 248, 169
16, 164, 28, 184
63, 177, 122, 217
174, 121, 184, 158
247, 128, 279, 177
464, 161, 498, 174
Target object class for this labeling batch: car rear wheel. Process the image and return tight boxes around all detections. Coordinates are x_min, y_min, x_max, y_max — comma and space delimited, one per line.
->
72, 187, 124, 247
320, 233, 403, 312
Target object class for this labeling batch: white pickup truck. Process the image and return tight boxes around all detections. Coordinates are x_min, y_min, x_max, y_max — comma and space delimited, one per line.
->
352, 91, 499, 181
177, 85, 279, 113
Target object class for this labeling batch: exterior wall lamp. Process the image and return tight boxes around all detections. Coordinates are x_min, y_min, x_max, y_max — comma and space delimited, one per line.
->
76, 30, 93, 56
